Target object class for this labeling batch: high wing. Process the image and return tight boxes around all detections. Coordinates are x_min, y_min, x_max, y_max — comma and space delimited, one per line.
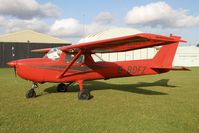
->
60, 33, 186, 53
31, 33, 185, 54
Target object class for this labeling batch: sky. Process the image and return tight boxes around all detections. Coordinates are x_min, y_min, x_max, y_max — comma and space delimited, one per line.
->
0, 0, 199, 45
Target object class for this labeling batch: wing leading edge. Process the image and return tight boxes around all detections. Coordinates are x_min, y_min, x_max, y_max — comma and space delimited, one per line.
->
60, 33, 185, 53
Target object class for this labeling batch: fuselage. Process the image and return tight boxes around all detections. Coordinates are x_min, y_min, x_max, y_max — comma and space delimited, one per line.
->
7, 56, 166, 83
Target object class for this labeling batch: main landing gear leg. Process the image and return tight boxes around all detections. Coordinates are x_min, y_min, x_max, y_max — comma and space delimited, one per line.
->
26, 82, 38, 98
77, 80, 91, 100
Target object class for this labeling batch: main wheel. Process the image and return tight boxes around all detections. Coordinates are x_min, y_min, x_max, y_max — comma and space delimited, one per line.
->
57, 83, 67, 92
78, 89, 90, 100
26, 89, 36, 98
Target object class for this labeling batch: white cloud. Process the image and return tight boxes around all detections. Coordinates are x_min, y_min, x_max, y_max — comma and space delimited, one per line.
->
50, 18, 110, 38
125, 1, 199, 28
0, 16, 49, 33
0, 16, 109, 38
0, 16, 7, 26
0, 0, 59, 19
39, 3, 59, 18
50, 18, 84, 37
85, 22, 109, 34
0, 3, 112, 39
94, 12, 114, 24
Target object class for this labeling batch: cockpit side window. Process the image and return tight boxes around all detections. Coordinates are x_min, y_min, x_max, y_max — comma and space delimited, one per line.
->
44, 48, 62, 61
65, 53, 85, 64
91, 54, 105, 62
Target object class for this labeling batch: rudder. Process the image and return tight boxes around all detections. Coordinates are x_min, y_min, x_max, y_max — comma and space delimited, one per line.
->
153, 42, 179, 68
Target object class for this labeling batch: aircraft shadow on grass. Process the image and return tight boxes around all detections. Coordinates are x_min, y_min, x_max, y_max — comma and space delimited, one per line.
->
44, 79, 177, 96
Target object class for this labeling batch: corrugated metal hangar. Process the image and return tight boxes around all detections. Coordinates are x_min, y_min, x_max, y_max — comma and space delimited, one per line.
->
0, 30, 71, 67
174, 46, 199, 66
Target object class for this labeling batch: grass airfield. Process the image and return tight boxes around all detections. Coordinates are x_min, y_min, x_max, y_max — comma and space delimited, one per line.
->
0, 68, 199, 133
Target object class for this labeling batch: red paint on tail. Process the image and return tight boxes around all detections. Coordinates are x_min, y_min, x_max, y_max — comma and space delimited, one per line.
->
153, 43, 179, 69
152, 42, 190, 72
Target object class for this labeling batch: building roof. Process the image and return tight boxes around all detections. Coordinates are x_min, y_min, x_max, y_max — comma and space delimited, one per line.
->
0, 30, 71, 44
79, 27, 143, 43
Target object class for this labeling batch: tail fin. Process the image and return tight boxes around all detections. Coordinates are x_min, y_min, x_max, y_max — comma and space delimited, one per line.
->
152, 43, 190, 72
153, 42, 179, 68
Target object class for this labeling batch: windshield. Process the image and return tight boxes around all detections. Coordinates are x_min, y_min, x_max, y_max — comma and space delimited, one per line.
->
45, 47, 62, 60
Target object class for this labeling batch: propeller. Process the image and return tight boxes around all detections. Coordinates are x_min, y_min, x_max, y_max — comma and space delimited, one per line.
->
7, 60, 17, 77
14, 66, 17, 77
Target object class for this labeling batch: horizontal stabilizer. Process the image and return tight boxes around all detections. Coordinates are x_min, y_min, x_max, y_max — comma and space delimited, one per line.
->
152, 67, 190, 71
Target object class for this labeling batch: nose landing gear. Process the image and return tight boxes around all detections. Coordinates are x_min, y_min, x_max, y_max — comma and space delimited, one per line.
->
26, 82, 38, 98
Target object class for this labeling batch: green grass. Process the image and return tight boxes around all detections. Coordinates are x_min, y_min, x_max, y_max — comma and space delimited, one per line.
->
0, 68, 199, 133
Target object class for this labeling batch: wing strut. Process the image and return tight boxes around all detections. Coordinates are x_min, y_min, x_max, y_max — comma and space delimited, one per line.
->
57, 50, 82, 78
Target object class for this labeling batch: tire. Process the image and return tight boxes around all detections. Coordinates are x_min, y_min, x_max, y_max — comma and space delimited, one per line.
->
26, 89, 36, 98
57, 83, 67, 92
78, 89, 90, 100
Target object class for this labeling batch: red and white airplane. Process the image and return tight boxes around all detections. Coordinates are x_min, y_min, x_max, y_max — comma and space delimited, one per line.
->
7, 33, 188, 100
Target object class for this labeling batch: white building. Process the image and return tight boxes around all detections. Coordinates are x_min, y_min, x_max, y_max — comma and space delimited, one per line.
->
79, 28, 199, 67
174, 46, 199, 66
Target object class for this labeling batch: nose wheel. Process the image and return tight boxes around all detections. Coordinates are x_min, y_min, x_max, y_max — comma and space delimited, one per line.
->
26, 89, 36, 98
26, 82, 38, 98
